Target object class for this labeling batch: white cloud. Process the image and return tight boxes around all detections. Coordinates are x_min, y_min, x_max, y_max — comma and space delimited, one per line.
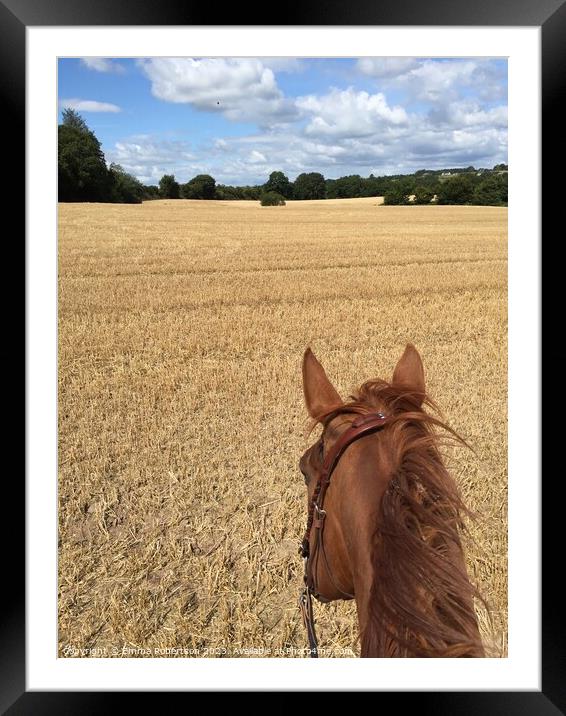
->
357, 57, 420, 78
248, 150, 267, 164
407, 126, 507, 163
138, 58, 298, 127
428, 101, 508, 129
80, 58, 125, 74
402, 60, 479, 101
357, 58, 507, 110
106, 137, 208, 184
359, 58, 506, 106
261, 58, 303, 73
112, 139, 195, 164
102, 58, 507, 186
296, 87, 408, 138
105, 110, 507, 187
60, 98, 121, 113
211, 105, 506, 180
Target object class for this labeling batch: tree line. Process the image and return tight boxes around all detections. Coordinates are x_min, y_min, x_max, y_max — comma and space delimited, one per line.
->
381, 168, 507, 206
58, 109, 507, 206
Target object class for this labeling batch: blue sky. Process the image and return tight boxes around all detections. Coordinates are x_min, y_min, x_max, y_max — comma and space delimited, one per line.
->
58, 57, 507, 186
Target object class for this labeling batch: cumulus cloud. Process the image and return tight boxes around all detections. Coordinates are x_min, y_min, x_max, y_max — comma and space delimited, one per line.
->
59, 98, 121, 113
401, 60, 480, 101
105, 137, 199, 183
358, 58, 506, 104
346, 58, 507, 170
296, 87, 408, 138
210, 127, 506, 183
138, 58, 298, 127
428, 101, 508, 129
103, 57, 506, 185
357, 57, 420, 78
80, 58, 125, 73
106, 119, 507, 187
112, 138, 195, 164
248, 150, 267, 164
406, 126, 507, 164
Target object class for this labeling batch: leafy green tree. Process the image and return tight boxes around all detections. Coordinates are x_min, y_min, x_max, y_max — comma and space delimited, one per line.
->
473, 174, 508, 205
159, 174, 180, 199
264, 171, 293, 199
376, 176, 402, 197
383, 179, 413, 205
108, 164, 145, 204
61, 107, 90, 133
242, 185, 261, 200
142, 185, 160, 200
260, 191, 286, 206
181, 174, 216, 199
58, 124, 111, 202
293, 172, 326, 200
360, 175, 384, 197
216, 185, 241, 200
413, 185, 436, 205
436, 175, 475, 205
326, 175, 364, 199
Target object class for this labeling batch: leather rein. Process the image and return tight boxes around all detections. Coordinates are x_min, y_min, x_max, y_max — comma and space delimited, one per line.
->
298, 411, 389, 657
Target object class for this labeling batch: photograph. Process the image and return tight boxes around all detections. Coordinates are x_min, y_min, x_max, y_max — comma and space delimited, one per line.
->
57, 55, 508, 659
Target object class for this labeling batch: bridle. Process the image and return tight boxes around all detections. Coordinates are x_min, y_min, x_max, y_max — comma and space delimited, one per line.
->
298, 411, 390, 657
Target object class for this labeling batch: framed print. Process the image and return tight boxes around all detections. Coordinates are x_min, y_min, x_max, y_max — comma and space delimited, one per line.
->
14, 0, 559, 709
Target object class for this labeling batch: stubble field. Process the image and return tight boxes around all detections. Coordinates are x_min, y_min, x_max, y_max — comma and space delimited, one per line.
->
58, 197, 507, 657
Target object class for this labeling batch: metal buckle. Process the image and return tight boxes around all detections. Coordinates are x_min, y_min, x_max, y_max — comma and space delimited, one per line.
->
298, 587, 311, 628
313, 504, 326, 529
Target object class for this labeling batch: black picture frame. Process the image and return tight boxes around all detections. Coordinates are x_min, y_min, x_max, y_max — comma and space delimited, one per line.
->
13, 0, 559, 710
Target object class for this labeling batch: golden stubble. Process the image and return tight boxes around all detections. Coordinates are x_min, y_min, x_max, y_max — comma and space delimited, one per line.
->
58, 198, 507, 658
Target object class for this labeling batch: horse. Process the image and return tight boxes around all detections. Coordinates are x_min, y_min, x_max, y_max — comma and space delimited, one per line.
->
298, 343, 485, 657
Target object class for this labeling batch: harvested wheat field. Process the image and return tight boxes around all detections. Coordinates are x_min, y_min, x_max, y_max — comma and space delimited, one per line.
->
58, 198, 507, 658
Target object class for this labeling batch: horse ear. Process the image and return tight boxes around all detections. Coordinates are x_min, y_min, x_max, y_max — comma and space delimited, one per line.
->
392, 343, 426, 405
302, 347, 343, 421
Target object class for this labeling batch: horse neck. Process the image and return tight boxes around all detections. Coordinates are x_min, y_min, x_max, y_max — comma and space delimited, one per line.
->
325, 412, 484, 657
355, 453, 485, 658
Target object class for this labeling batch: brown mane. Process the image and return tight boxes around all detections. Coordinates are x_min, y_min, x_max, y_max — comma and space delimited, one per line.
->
318, 379, 486, 657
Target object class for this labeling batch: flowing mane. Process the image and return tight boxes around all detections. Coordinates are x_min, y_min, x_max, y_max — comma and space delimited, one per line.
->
318, 378, 486, 657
